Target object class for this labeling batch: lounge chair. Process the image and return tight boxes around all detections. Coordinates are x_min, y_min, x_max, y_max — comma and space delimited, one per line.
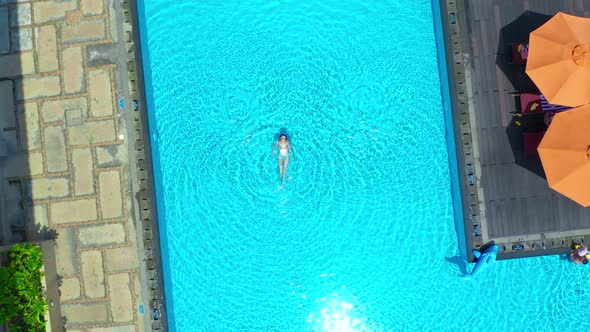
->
517, 93, 543, 114
515, 93, 571, 115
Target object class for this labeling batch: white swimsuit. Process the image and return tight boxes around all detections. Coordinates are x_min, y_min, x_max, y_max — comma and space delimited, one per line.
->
279, 143, 288, 160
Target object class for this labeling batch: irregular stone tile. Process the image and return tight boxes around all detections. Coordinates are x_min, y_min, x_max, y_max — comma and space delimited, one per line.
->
44, 125, 68, 172
72, 148, 94, 195
10, 28, 32, 51
0, 80, 15, 129
60, 277, 81, 301
105, 246, 138, 271
3, 152, 43, 177
65, 108, 84, 127
68, 119, 116, 145
55, 227, 78, 275
36, 25, 59, 72
42, 97, 88, 123
108, 0, 119, 43
50, 198, 98, 224
2, 128, 17, 154
62, 302, 107, 325
28, 151, 44, 175
99, 170, 123, 218
62, 19, 105, 44
81, 250, 105, 298
108, 273, 133, 322
64, 9, 83, 25
3, 181, 23, 228
9, 3, 31, 27
89, 68, 113, 116
88, 326, 136, 332
0, 7, 8, 52
63, 46, 84, 93
0, 52, 35, 78
33, 0, 77, 24
86, 43, 118, 67
16, 75, 61, 100
96, 144, 128, 167
25, 177, 70, 200
78, 223, 126, 247
17, 101, 41, 150
26, 204, 48, 231
81, 0, 103, 16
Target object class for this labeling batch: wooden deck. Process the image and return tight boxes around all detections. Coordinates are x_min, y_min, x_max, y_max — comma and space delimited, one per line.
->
443, 0, 590, 258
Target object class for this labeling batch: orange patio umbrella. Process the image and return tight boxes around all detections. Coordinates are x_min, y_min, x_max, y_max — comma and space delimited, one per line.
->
537, 104, 590, 207
526, 12, 590, 107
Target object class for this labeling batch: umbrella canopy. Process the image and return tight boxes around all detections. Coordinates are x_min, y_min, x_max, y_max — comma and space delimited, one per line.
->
537, 104, 590, 207
526, 12, 590, 107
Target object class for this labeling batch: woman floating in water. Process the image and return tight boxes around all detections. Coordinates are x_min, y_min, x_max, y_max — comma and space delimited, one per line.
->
272, 134, 294, 188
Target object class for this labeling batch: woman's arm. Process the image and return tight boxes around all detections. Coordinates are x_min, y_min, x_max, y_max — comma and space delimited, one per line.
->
272, 141, 277, 154
289, 143, 294, 158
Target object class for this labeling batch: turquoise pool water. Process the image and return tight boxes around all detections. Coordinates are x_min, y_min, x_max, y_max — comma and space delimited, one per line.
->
139, 1, 590, 330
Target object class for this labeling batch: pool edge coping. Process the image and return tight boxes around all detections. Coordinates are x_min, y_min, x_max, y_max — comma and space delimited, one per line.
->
122, 0, 169, 330
435, 0, 478, 261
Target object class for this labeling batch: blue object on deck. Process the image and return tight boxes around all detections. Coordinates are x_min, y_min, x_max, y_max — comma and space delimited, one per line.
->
139, 304, 144, 314
118, 98, 125, 110
153, 308, 160, 320
461, 244, 499, 280
134, 99, 139, 111
512, 244, 525, 251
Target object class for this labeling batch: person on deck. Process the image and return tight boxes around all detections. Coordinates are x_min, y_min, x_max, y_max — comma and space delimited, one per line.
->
570, 245, 589, 265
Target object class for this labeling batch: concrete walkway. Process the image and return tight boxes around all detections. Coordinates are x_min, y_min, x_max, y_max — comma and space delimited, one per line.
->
0, 0, 147, 331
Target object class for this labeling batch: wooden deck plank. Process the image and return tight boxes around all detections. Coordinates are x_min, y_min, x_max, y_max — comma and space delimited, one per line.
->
573, 0, 586, 14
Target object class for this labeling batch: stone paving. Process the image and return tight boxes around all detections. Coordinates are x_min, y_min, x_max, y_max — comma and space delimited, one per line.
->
0, 0, 146, 331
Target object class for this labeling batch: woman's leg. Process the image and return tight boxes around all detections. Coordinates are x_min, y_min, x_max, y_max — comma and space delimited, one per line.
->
282, 157, 289, 186
278, 157, 283, 179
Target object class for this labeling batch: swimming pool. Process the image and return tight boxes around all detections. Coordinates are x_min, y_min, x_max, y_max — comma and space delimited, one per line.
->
138, 0, 590, 330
